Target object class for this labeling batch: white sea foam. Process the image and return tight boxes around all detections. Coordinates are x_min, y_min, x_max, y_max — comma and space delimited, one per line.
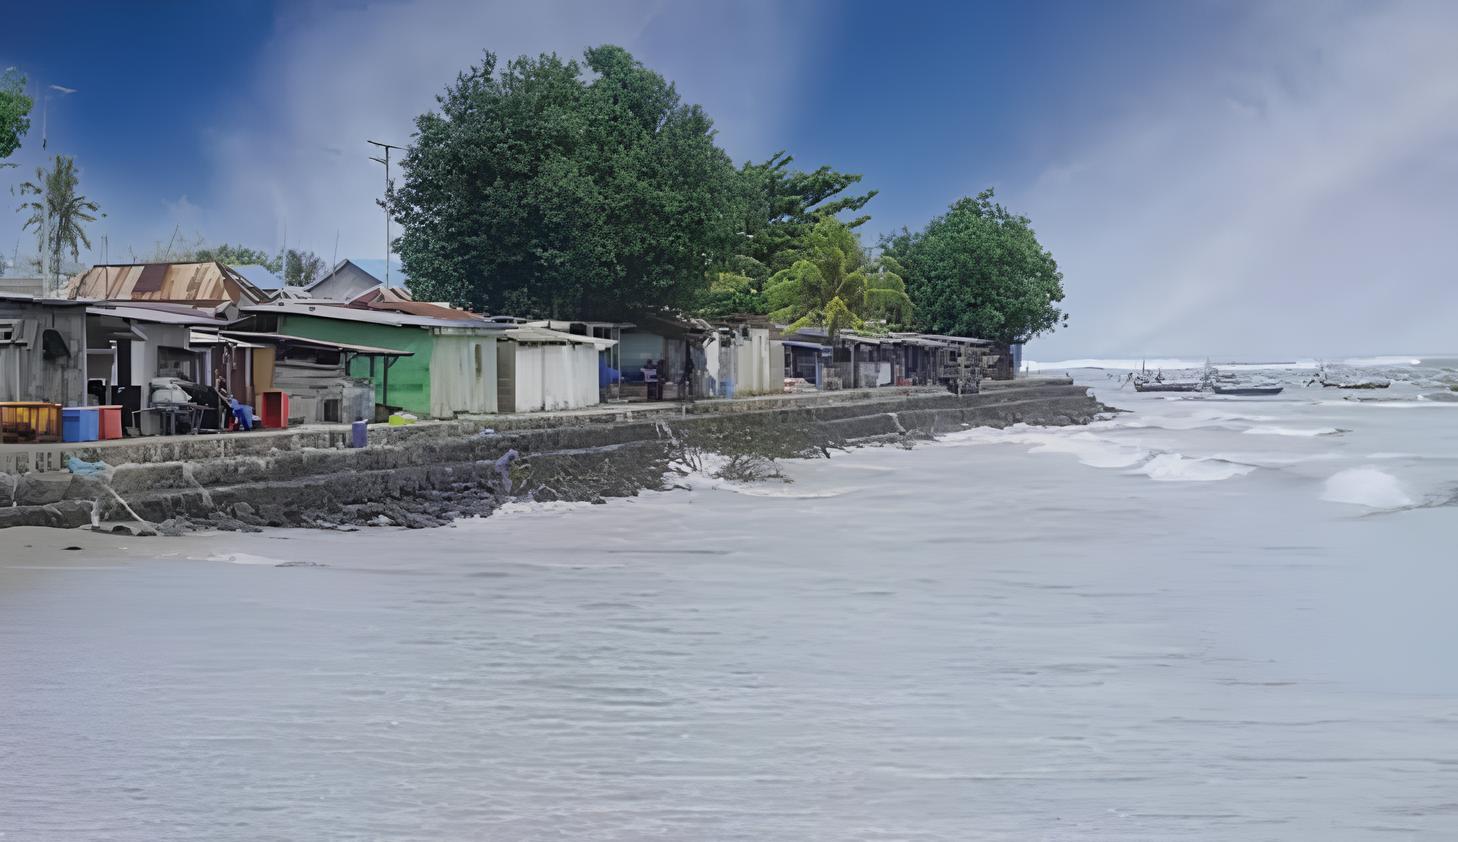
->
1318, 400, 1458, 409
494, 500, 595, 516
939, 426, 1149, 468
1320, 467, 1415, 508
1243, 425, 1343, 437
208, 552, 297, 566
1341, 356, 1422, 367
1131, 454, 1257, 482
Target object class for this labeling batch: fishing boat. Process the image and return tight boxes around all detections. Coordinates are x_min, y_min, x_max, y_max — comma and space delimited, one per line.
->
1212, 384, 1284, 396
1133, 379, 1203, 392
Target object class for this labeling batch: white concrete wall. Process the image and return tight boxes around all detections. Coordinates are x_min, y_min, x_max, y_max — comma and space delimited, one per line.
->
732, 327, 775, 394
511, 343, 601, 412
428, 334, 497, 417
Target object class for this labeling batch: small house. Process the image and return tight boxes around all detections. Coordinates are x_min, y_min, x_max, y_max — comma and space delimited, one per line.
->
240, 300, 505, 418
222, 331, 410, 424
84, 301, 245, 434
304, 259, 388, 302
496, 325, 615, 413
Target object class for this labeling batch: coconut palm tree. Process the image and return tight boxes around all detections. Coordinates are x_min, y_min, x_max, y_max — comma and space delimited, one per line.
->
17, 154, 100, 293
764, 217, 912, 337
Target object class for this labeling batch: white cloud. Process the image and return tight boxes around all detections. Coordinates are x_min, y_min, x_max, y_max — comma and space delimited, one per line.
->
197, 0, 819, 267
1013, 1, 1458, 359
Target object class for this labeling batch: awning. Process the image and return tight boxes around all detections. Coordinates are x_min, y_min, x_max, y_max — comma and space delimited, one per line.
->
190, 330, 267, 349
781, 340, 831, 351
221, 331, 415, 357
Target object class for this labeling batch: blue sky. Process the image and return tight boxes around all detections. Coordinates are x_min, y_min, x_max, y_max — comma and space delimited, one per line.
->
4, 0, 1456, 358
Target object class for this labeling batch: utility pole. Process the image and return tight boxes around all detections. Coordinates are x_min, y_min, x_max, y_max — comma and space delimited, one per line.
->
367, 140, 404, 286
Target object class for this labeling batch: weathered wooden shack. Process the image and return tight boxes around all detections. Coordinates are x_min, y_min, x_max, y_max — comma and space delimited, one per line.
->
0, 295, 90, 406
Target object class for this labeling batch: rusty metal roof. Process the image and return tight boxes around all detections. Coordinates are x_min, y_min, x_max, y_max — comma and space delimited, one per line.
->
65, 262, 269, 305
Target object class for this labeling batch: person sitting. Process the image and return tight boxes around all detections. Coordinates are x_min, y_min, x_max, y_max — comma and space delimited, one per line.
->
216, 378, 256, 431
229, 397, 256, 431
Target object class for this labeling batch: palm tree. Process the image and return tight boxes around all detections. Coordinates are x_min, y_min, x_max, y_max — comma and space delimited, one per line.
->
764, 217, 912, 337
17, 154, 100, 294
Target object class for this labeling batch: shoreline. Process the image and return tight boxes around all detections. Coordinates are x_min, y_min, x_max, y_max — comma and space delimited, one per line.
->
1, 378, 1106, 535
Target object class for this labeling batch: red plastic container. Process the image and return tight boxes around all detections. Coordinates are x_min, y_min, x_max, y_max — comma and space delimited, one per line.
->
258, 390, 290, 429
98, 405, 124, 440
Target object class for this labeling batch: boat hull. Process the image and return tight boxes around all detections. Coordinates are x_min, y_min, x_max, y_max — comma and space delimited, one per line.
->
1213, 386, 1284, 396
1134, 382, 1202, 393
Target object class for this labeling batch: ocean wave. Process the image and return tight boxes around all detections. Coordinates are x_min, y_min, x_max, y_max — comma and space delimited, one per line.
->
1317, 399, 1458, 409
207, 552, 298, 566
1321, 467, 1415, 509
939, 426, 1149, 468
1130, 454, 1257, 482
1243, 425, 1344, 437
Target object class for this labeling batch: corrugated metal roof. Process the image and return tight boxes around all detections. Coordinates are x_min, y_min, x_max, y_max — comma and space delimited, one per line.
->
242, 300, 503, 330
66, 262, 269, 305
503, 326, 617, 348
86, 302, 230, 325
0, 292, 92, 307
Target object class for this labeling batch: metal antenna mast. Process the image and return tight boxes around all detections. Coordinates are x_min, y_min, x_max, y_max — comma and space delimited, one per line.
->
367, 140, 405, 286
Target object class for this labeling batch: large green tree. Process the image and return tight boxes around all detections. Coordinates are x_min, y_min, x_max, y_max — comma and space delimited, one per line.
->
17, 155, 100, 291
883, 189, 1065, 344
766, 217, 911, 337
0, 69, 32, 168
388, 45, 744, 319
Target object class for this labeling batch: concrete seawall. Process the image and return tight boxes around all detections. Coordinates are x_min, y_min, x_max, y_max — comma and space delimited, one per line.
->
0, 379, 1106, 532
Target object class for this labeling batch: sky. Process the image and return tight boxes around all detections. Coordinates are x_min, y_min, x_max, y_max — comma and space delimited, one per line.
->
3, 0, 1456, 359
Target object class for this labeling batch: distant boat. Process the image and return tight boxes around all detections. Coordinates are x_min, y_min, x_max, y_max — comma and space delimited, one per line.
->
1212, 384, 1284, 396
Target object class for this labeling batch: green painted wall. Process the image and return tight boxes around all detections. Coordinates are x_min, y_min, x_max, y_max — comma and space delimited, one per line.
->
277, 315, 436, 416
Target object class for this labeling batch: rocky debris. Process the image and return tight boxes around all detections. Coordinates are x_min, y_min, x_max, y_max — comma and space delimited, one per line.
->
13, 473, 73, 506
91, 521, 158, 537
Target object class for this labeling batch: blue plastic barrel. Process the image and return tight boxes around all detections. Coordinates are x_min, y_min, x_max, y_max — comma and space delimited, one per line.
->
350, 419, 368, 448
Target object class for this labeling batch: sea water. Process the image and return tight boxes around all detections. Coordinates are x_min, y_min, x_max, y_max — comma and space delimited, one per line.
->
2, 361, 1457, 840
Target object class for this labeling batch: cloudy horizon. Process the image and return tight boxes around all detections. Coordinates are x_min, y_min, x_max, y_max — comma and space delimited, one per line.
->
3, 0, 1455, 358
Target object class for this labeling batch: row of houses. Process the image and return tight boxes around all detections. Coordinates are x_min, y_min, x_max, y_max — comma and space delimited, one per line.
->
2, 258, 1015, 439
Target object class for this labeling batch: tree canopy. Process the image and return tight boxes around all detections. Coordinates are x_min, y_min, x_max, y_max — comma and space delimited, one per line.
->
699, 153, 876, 318
0, 69, 32, 167
388, 45, 744, 319
195, 243, 282, 274
766, 217, 911, 337
883, 189, 1065, 344
283, 249, 325, 286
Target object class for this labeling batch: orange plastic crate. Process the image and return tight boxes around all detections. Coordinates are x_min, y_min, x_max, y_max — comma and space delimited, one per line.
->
1, 402, 62, 444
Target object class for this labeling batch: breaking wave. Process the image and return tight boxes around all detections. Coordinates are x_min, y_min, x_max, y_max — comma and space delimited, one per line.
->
1243, 425, 1344, 437
1321, 467, 1415, 509
1130, 454, 1257, 482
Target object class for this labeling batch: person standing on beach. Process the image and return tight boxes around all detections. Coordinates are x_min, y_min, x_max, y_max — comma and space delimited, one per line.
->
642, 359, 659, 401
